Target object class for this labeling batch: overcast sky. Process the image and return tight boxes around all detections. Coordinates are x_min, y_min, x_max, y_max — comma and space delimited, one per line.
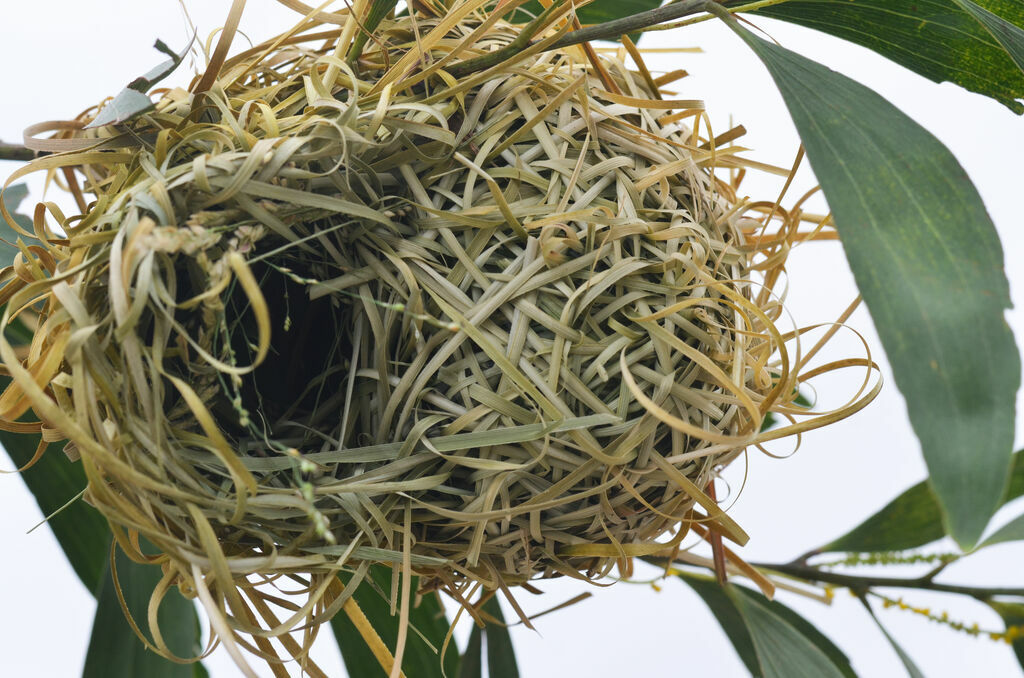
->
1, 2, 1023, 677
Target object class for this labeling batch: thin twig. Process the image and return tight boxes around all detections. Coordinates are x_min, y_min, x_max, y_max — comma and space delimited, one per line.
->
646, 553, 1024, 600
449, 0, 713, 77
922, 558, 956, 583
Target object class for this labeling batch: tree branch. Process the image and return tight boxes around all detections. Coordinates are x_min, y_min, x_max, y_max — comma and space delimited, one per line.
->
547, 0, 712, 50
752, 561, 1024, 600
0, 142, 37, 163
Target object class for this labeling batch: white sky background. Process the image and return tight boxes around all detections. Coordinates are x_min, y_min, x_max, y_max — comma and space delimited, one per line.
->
1, 2, 1023, 676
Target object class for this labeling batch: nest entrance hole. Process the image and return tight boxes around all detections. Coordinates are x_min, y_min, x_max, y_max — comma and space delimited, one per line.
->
224, 256, 354, 444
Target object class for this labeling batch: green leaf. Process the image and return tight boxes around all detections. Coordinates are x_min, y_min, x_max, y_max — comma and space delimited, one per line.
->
88, 90, 156, 129
733, 588, 856, 678
679, 573, 856, 677
820, 451, 1024, 553
331, 567, 458, 678
2, 432, 109, 593
2, 184, 29, 213
456, 625, 482, 678
751, 0, 1024, 113
3, 404, 209, 676
83, 546, 203, 678
730, 589, 849, 678
480, 597, 518, 678
953, 0, 1024, 74
0, 183, 31, 269
86, 38, 192, 129
1010, 450, 1024, 499
979, 511, 1024, 548
679, 573, 763, 676
349, 0, 401, 63
989, 600, 1024, 670
823, 480, 947, 553
858, 597, 925, 678
717, 9, 1020, 550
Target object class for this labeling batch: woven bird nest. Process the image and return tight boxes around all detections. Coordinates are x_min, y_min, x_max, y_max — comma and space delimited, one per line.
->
0, 1, 874, 674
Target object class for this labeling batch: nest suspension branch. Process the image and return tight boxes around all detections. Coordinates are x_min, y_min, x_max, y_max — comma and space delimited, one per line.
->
0, 0, 878, 675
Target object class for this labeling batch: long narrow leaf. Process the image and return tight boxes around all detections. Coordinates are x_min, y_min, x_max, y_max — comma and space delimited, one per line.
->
820, 451, 1024, 553
733, 587, 856, 678
679, 573, 764, 676
3, 401, 207, 674
751, 0, 1024, 113
979, 511, 1024, 548
456, 626, 482, 678
331, 567, 458, 678
2, 432, 109, 593
859, 597, 926, 677
83, 547, 203, 678
679, 573, 856, 677
730, 589, 848, 678
954, 0, 1024, 73
481, 597, 519, 678
718, 9, 1020, 550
